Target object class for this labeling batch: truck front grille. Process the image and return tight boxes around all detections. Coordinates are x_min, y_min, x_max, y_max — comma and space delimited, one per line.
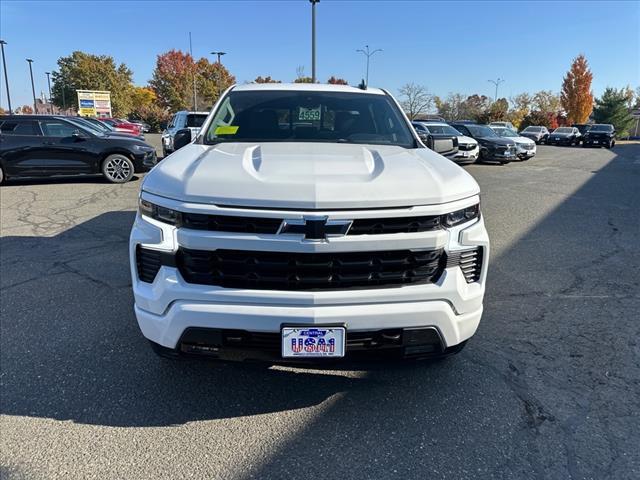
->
176, 248, 446, 290
177, 213, 443, 235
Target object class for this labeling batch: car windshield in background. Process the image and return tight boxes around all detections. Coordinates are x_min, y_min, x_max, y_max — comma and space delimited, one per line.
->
204, 90, 416, 148
554, 127, 573, 133
186, 114, 207, 128
467, 125, 498, 137
523, 127, 542, 132
424, 124, 462, 135
494, 128, 518, 137
66, 118, 104, 136
590, 124, 613, 132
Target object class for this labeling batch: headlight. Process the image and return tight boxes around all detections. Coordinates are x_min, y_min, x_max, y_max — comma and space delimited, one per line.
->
133, 144, 152, 152
139, 198, 181, 225
441, 203, 480, 227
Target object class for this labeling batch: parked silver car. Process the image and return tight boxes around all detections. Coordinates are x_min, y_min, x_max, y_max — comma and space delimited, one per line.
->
161, 111, 209, 157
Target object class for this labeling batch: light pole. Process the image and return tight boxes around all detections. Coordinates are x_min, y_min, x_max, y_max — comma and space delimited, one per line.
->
189, 32, 197, 110
26, 58, 37, 114
45, 71, 53, 113
0, 40, 11, 113
488, 77, 505, 103
356, 45, 382, 87
211, 51, 226, 64
309, 0, 319, 82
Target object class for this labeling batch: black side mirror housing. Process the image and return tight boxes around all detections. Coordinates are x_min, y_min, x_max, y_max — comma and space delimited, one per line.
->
174, 128, 192, 151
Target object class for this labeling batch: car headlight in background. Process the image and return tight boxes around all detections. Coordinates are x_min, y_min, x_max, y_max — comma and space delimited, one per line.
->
441, 203, 480, 227
132, 144, 153, 152
139, 198, 181, 225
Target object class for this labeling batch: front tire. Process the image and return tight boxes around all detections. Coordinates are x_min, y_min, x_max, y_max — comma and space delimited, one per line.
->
0, 165, 4, 185
102, 154, 134, 183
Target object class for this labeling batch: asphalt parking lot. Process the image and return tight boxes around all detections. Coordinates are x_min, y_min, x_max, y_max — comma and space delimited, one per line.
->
1, 138, 639, 480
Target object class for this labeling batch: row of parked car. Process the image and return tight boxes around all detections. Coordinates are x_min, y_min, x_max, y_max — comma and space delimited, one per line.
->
410, 119, 617, 165
519, 123, 617, 148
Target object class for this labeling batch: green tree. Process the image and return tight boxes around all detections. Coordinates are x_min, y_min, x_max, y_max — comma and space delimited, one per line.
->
532, 90, 561, 114
195, 59, 235, 110
460, 94, 491, 122
593, 87, 635, 138
253, 76, 281, 83
487, 98, 509, 122
507, 93, 532, 129
50, 51, 134, 116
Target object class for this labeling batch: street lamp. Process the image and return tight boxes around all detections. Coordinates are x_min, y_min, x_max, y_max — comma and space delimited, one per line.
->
210, 51, 226, 64
0, 40, 11, 113
488, 77, 505, 103
45, 71, 53, 114
26, 58, 36, 114
356, 45, 382, 87
309, 0, 319, 82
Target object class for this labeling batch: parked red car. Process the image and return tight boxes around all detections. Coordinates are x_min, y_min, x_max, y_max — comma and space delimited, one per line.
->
99, 118, 143, 137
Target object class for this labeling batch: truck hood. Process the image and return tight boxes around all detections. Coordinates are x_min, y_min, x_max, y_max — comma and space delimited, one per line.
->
142, 142, 480, 209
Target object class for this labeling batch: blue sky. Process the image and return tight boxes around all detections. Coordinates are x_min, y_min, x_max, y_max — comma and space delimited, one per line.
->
1, 0, 638, 110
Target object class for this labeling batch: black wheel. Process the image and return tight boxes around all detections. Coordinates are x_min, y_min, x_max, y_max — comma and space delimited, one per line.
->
607, 140, 614, 149
0, 165, 4, 185
102, 154, 134, 183
162, 146, 167, 158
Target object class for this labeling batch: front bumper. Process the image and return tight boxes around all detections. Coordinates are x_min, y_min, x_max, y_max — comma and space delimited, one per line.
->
452, 145, 479, 164
130, 196, 489, 359
516, 144, 536, 159
132, 150, 158, 172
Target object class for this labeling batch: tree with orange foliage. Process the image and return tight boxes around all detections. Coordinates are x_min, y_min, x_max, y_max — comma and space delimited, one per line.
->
561, 54, 593, 124
327, 76, 348, 85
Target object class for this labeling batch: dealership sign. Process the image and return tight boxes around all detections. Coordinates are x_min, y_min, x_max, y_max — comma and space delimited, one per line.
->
76, 90, 112, 117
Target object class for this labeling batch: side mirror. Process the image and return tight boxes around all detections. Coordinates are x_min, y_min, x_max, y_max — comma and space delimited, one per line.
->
173, 128, 192, 150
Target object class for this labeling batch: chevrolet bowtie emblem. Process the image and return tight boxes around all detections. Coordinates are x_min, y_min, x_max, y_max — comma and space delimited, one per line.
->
278, 217, 352, 240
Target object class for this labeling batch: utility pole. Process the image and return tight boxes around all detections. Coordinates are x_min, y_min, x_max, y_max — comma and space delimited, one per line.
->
356, 45, 382, 87
211, 51, 226, 64
0, 40, 11, 113
189, 32, 197, 110
45, 71, 53, 113
488, 77, 505, 103
309, 0, 319, 82
26, 58, 37, 114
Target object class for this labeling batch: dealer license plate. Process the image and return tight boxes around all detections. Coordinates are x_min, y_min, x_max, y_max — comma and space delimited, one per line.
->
593, 140, 599, 144
282, 326, 346, 358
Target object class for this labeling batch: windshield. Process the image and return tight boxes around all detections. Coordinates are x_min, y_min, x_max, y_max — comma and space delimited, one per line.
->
204, 90, 416, 148
494, 128, 518, 137
466, 125, 498, 137
554, 127, 573, 134
523, 127, 542, 132
66, 118, 104, 136
186, 114, 208, 128
589, 124, 613, 132
423, 124, 461, 136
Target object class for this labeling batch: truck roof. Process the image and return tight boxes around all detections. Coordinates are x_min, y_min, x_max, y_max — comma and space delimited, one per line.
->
232, 83, 386, 95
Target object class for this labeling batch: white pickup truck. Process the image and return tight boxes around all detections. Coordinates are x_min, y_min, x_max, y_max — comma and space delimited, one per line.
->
130, 83, 489, 362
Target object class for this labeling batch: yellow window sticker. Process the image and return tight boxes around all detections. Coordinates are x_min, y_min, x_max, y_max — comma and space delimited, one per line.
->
215, 125, 239, 135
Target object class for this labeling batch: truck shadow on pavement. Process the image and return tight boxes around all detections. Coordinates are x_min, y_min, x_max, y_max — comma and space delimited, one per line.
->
1, 145, 639, 479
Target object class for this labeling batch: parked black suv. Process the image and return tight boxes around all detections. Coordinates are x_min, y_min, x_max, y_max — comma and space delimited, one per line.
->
449, 122, 516, 164
412, 122, 459, 159
582, 124, 616, 148
0, 115, 157, 184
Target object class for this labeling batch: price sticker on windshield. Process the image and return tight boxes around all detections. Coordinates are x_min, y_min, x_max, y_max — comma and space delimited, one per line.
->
298, 106, 321, 121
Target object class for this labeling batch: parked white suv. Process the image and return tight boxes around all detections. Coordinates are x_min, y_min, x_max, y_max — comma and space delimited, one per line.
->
161, 110, 209, 157
130, 83, 489, 362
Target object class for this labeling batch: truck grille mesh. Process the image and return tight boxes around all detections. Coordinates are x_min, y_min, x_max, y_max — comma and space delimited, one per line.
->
176, 248, 446, 290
